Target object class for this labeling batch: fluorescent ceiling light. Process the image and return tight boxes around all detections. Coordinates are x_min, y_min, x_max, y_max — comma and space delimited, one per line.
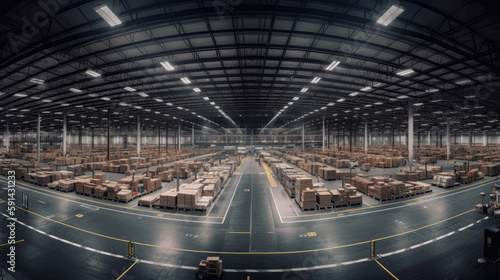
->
203, 97, 210, 100
293, 97, 299, 101
145, 109, 151, 112
21, 109, 30, 112
325, 61, 340, 71
360, 86, 372, 91
455, 79, 471, 85
374, 102, 383, 105
464, 95, 475, 99
155, 111, 160, 114
193, 88, 201, 93
177, 106, 183, 110
134, 106, 142, 109
42, 99, 52, 102
430, 99, 442, 103
413, 113, 421, 116
210, 102, 215, 105
327, 103, 334, 106
88, 93, 98, 97
364, 104, 372, 107
396, 68, 414, 76
154, 98, 163, 102
54, 112, 62, 115
349, 91, 359, 96
94, 5, 122, 27
413, 102, 424, 106
124, 87, 136, 92
425, 88, 439, 93
75, 105, 83, 108
166, 102, 173, 106
311, 77, 321, 84
29, 78, 44, 84
14, 93, 27, 97
119, 102, 128, 106
138, 92, 148, 97
9, 108, 17, 111
215, 106, 220, 109
377, 5, 405, 26
321, 107, 327, 110
337, 98, 345, 102
69, 88, 82, 93
288, 102, 293, 105
85, 70, 101, 77
397, 95, 408, 99
300, 88, 308, 93
42, 111, 51, 114
160, 61, 175, 71
101, 97, 110, 101
61, 103, 70, 106
181, 77, 191, 84
373, 83, 382, 87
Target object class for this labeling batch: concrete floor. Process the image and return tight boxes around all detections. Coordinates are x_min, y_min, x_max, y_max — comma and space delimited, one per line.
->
0, 154, 499, 279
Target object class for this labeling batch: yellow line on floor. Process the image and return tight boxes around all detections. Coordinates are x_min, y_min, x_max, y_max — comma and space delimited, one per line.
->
285, 177, 495, 218
263, 163, 277, 187
3, 198, 475, 255
116, 260, 138, 280
0, 178, 222, 219
0, 240, 24, 247
236, 157, 245, 169
374, 259, 399, 280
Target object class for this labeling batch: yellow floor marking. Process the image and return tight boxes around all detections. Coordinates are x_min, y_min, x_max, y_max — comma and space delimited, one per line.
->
0, 240, 24, 247
116, 260, 138, 280
247, 276, 250, 280
286, 177, 495, 218
374, 259, 399, 280
75, 214, 84, 218
0, 178, 222, 219
2, 198, 475, 255
306, 232, 317, 237
229, 232, 251, 234
263, 163, 278, 187
2, 187, 7, 190
244, 189, 250, 192
236, 157, 245, 170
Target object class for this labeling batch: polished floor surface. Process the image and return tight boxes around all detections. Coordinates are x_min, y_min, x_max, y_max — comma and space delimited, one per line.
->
0, 154, 499, 279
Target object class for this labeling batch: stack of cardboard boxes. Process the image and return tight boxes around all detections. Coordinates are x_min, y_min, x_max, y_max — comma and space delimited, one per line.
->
195, 257, 222, 279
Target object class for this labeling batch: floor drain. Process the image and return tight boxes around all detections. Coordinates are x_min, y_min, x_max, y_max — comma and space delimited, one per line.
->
478, 258, 486, 263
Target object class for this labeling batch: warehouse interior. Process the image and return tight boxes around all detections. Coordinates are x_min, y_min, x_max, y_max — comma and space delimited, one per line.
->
1, 0, 500, 279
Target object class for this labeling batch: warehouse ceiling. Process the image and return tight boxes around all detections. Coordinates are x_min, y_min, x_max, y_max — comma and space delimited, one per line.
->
0, 0, 499, 135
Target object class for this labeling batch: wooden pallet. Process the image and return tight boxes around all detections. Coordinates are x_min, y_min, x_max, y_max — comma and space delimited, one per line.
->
316, 204, 333, 210
349, 202, 362, 207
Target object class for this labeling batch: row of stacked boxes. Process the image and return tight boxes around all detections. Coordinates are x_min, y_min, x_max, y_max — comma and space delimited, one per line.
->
351, 176, 432, 200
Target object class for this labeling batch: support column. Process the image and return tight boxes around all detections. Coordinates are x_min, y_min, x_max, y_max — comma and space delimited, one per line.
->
192, 124, 195, 149
5, 122, 9, 157
427, 131, 431, 146
158, 122, 161, 156
446, 118, 451, 160
327, 123, 330, 149
392, 128, 395, 148
364, 120, 368, 154
417, 130, 420, 148
484, 131, 488, 146
349, 118, 352, 152
78, 127, 82, 149
337, 124, 340, 149
137, 115, 141, 157
178, 122, 181, 152
302, 123, 305, 152
37, 113, 41, 162
107, 110, 110, 161
322, 117, 325, 152
469, 126, 473, 155
165, 123, 168, 152
91, 128, 94, 149
62, 113, 67, 157
408, 100, 414, 167
436, 131, 439, 148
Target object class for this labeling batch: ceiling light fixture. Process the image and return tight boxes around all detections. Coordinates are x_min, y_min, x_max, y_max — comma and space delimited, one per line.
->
14, 93, 27, 97
293, 97, 300, 101
85, 70, 101, 77
325, 61, 340, 71
396, 68, 414, 76
160, 61, 175, 71
337, 98, 345, 102
360, 86, 372, 91
377, 5, 405, 26
124, 87, 136, 92
29, 78, 44, 84
94, 4, 122, 27
193, 88, 201, 93
349, 91, 359, 96
300, 88, 308, 93
180, 77, 191, 84
311, 77, 321, 84
138, 92, 148, 97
